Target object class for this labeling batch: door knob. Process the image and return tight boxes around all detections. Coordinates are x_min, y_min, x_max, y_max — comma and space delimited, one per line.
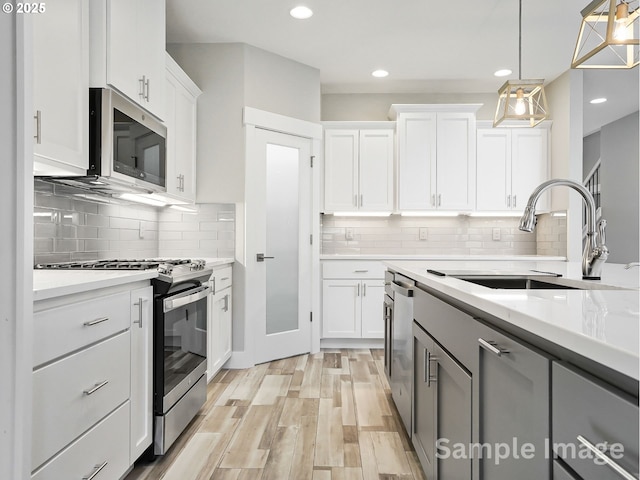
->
256, 253, 275, 262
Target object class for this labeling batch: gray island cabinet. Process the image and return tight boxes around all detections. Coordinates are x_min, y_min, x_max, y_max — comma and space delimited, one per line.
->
385, 260, 640, 480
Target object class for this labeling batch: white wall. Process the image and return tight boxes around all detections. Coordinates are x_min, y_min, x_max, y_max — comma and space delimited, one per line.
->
545, 70, 584, 262
321, 92, 497, 121
1, 14, 32, 480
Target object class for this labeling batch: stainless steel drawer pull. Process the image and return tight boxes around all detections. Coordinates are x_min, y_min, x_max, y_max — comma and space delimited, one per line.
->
83, 380, 109, 396
507, 195, 511, 207
437, 194, 442, 206
426, 351, 438, 387
221, 277, 230, 281
224, 294, 230, 312
431, 194, 436, 206
513, 195, 517, 208
357, 284, 360, 296
354, 270, 369, 273
576, 435, 636, 480
82, 461, 108, 480
83, 317, 109, 327
363, 283, 367, 296
478, 338, 510, 356
133, 297, 148, 328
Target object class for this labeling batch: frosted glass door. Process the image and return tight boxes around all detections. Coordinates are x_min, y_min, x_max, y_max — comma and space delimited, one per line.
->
266, 144, 300, 335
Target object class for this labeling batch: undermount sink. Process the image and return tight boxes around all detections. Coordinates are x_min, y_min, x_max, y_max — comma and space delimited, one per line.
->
426, 269, 629, 291
453, 276, 581, 290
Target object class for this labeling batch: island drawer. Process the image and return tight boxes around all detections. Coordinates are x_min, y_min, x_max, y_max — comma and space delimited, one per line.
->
32, 331, 131, 470
33, 290, 130, 368
31, 401, 130, 480
552, 361, 639, 480
323, 261, 385, 279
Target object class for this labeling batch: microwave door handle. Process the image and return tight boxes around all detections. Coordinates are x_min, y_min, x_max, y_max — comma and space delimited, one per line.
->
163, 286, 210, 313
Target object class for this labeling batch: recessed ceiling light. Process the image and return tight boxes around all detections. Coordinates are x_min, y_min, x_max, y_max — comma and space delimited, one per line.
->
290, 6, 313, 19
590, 97, 607, 104
494, 69, 512, 77
372, 69, 389, 78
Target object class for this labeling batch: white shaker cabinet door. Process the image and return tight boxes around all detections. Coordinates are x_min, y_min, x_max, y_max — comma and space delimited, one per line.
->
436, 112, 476, 211
129, 285, 153, 463
324, 130, 359, 212
360, 280, 385, 339
322, 280, 361, 338
33, 0, 88, 175
359, 129, 394, 211
476, 128, 512, 211
397, 113, 437, 210
511, 129, 549, 212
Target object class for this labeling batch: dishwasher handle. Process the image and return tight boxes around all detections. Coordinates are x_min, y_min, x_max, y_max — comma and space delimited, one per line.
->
391, 281, 414, 297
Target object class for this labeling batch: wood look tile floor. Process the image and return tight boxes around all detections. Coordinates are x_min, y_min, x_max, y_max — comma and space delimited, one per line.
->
126, 349, 426, 480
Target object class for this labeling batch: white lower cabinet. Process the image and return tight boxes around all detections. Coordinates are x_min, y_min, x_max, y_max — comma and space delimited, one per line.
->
32, 281, 153, 478
207, 265, 233, 382
321, 261, 385, 339
129, 286, 153, 462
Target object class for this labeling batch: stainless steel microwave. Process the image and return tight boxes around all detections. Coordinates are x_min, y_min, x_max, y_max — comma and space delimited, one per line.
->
88, 88, 167, 192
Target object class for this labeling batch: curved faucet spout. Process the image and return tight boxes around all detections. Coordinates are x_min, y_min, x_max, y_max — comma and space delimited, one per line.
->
518, 179, 608, 280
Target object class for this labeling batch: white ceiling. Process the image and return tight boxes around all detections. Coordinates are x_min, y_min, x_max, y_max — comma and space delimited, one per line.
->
166, 0, 639, 129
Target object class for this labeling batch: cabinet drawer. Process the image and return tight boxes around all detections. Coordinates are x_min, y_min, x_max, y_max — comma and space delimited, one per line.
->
552, 362, 639, 480
32, 401, 130, 480
32, 332, 131, 469
323, 261, 385, 279
34, 291, 130, 367
212, 266, 232, 293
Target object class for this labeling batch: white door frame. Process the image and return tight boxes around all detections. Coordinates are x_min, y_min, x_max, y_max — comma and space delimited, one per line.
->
227, 107, 322, 368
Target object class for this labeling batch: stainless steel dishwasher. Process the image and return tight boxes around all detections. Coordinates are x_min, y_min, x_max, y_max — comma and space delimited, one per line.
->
387, 271, 415, 436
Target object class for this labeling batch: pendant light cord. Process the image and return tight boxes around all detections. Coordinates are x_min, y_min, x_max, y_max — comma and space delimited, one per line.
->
518, 0, 522, 80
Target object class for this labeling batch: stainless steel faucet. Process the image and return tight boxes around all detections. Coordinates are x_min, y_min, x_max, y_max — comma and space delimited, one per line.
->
624, 262, 640, 269
519, 179, 609, 280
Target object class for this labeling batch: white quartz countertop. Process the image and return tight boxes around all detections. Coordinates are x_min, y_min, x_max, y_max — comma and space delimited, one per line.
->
204, 257, 235, 268
384, 260, 640, 381
33, 270, 159, 301
321, 254, 566, 261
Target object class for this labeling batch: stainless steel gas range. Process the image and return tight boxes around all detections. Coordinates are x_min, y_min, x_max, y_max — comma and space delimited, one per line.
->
35, 258, 213, 456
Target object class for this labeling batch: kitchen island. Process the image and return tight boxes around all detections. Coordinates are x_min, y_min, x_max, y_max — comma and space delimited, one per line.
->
384, 260, 639, 480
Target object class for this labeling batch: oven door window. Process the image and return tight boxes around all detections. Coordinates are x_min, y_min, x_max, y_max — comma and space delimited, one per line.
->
162, 295, 207, 397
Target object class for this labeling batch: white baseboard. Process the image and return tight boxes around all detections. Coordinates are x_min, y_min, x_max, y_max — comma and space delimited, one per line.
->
320, 338, 384, 350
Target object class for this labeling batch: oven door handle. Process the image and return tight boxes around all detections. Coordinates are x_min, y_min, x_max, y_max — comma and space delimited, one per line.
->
164, 285, 211, 313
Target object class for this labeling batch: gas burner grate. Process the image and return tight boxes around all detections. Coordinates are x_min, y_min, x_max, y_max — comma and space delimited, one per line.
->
34, 258, 199, 271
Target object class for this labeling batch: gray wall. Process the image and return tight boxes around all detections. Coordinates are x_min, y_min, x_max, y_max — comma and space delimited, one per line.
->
583, 131, 601, 179
600, 112, 640, 263
166, 43, 321, 204
321, 92, 496, 121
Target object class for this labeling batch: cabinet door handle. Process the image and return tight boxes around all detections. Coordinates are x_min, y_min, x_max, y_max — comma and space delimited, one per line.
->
83, 317, 109, 327
478, 338, 509, 356
139, 75, 146, 98
360, 194, 363, 207
363, 283, 367, 296
83, 380, 109, 396
426, 350, 438, 387
576, 435, 636, 480
354, 270, 369, 273
34, 110, 42, 144
437, 194, 442, 207
133, 297, 147, 328
224, 294, 229, 312
431, 194, 435, 206
507, 195, 511, 207
513, 195, 517, 208
357, 284, 360, 296
145, 77, 150, 102
82, 461, 108, 480
354, 194, 358, 207
221, 277, 230, 281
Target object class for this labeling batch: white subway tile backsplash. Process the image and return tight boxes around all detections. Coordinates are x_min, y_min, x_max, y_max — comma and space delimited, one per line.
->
321, 214, 554, 256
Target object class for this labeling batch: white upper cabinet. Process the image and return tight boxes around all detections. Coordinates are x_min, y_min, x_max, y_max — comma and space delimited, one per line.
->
476, 122, 550, 212
164, 54, 202, 203
323, 122, 394, 213
32, 0, 89, 176
90, 0, 166, 120
391, 105, 479, 212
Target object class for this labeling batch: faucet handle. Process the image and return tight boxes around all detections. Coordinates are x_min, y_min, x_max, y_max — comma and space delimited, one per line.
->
597, 219, 606, 247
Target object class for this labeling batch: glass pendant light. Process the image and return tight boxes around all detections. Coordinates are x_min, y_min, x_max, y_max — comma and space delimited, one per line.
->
493, 0, 549, 127
571, 0, 639, 69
